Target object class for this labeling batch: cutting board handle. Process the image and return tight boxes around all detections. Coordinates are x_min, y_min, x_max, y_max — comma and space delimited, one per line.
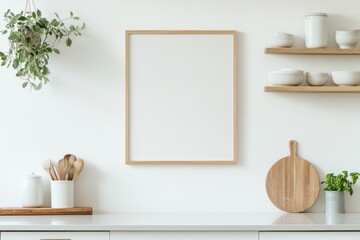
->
289, 140, 297, 159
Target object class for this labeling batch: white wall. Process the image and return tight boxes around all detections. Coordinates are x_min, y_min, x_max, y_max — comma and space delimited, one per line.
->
1, 0, 360, 213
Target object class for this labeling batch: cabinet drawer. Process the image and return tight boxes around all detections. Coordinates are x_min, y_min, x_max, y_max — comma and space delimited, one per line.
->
260, 232, 360, 240
111, 232, 257, 240
1, 232, 109, 240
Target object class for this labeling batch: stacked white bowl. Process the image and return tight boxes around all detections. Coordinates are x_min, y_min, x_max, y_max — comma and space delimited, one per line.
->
268, 32, 294, 48
335, 30, 360, 49
268, 68, 304, 85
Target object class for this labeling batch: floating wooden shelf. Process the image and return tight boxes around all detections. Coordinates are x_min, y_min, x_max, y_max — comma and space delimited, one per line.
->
0, 207, 93, 215
265, 86, 360, 93
265, 48, 360, 55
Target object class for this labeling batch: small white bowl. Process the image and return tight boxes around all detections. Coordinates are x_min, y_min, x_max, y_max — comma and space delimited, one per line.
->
270, 32, 294, 38
306, 72, 329, 86
280, 68, 304, 74
268, 32, 294, 48
336, 35, 360, 49
331, 71, 360, 86
268, 70, 304, 86
336, 30, 360, 36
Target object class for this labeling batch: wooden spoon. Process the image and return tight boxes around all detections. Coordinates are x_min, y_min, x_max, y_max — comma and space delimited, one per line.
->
57, 158, 68, 180
63, 154, 72, 161
65, 154, 76, 180
72, 159, 84, 181
50, 160, 60, 180
42, 159, 54, 180
69, 154, 76, 164
43, 159, 59, 180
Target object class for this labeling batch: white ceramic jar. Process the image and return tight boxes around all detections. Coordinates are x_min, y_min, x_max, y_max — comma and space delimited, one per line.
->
305, 12, 328, 48
21, 173, 43, 208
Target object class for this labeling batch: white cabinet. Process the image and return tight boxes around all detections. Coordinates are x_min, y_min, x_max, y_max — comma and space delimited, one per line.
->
260, 232, 360, 240
1, 232, 109, 240
111, 232, 257, 240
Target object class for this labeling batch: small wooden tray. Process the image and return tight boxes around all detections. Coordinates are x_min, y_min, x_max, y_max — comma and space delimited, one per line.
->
0, 207, 93, 215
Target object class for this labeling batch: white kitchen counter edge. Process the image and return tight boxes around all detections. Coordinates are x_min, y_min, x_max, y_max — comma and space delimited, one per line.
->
0, 213, 360, 231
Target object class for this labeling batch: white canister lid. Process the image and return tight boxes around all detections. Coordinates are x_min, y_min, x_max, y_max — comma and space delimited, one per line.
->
24, 172, 41, 178
305, 12, 327, 17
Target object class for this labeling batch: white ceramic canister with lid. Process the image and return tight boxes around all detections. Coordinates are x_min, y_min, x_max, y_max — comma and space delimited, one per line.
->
305, 12, 328, 48
21, 173, 43, 208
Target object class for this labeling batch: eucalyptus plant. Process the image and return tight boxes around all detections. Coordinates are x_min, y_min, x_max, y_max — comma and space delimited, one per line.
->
321, 171, 360, 196
0, 8, 85, 90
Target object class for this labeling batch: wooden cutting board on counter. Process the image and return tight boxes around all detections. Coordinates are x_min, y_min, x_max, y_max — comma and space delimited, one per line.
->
266, 140, 320, 213
0, 207, 93, 215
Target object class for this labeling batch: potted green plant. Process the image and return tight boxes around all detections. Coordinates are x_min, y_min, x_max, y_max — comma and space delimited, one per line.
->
321, 170, 360, 214
0, 2, 85, 90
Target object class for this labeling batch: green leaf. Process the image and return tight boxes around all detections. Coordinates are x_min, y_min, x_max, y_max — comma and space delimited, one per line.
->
34, 82, 42, 90
32, 12, 36, 19
30, 82, 37, 90
53, 48, 60, 54
74, 16, 80, 20
12, 59, 19, 69
43, 66, 50, 75
2, 30, 7, 34
18, 16, 27, 21
51, 19, 60, 27
70, 25, 76, 31
43, 76, 49, 84
66, 37, 72, 47
22, 82, 29, 88
70, 11, 74, 17
54, 12, 59, 19
33, 25, 43, 34
9, 15, 19, 26
36, 9, 41, 18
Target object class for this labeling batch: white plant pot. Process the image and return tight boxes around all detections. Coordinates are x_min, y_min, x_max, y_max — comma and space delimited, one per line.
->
326, 191, 344, 214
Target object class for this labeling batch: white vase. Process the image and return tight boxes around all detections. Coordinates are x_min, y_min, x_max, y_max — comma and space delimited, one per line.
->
326, 191, 344, 214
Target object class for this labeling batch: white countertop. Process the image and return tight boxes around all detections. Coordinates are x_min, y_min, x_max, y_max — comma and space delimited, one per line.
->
1, 213, 360, 231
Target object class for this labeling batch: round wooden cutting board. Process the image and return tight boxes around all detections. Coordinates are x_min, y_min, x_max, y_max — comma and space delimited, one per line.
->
266, 140, 320, 213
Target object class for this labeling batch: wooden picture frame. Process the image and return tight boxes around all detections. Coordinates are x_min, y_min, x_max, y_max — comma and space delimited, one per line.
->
125, 30, 237, 165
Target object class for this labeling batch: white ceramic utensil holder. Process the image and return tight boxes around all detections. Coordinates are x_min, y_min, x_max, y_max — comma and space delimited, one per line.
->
21, 173, 43, 208
305, 12, 328, 48
51, 181, 74, 208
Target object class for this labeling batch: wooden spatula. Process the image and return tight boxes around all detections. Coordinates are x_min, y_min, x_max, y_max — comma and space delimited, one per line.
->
266, 140, 320, 213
